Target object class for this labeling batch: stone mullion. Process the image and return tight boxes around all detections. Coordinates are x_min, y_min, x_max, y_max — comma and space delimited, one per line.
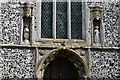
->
35, 47, 39, 78
67, 0, 71, 39
20, 7, 24, 43
53, 0, 56, 39
37, 1, 42, 39
100, 11, 104, 46
31, 6, 35, 43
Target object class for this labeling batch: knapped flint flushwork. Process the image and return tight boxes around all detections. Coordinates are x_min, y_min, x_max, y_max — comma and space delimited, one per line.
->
0, 0, 120, 79
0, 48, 35, 79
0, 2, 21, 44
90, 50, 119, 79
103, 2, 119, 47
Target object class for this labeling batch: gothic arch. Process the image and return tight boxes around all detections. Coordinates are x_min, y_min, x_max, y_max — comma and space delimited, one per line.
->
36, 48, 90, 80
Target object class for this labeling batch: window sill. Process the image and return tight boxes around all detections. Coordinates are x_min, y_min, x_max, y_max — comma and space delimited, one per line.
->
36, 38, 86, 43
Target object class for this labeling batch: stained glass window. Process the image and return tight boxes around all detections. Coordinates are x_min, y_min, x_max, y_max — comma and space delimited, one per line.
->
41, 2, 53, 38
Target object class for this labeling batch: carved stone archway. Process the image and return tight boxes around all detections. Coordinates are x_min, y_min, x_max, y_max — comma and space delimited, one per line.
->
36, 48, 90, 80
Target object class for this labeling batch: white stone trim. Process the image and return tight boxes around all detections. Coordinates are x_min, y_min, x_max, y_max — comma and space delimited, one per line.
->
53, 0, 56, 39
82, 1, 86, 40
20, 5, 24, 44
100, 11, 104, 46
67, 0, 71, 39
20, 17, 24, 43
31, 8, 35, 43
36, 1, 41, 38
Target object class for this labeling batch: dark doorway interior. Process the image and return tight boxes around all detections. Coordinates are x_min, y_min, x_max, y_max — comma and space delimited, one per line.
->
43, 57, 79, 80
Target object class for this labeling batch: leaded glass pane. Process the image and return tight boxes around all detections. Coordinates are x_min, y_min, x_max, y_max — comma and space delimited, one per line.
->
41, 2, 53, 38
71, 2, 82, 39
56, 2, 67, 39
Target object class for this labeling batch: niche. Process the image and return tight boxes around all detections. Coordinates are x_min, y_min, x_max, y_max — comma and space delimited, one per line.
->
22, 2, 33, 44
89, 3, 103, 46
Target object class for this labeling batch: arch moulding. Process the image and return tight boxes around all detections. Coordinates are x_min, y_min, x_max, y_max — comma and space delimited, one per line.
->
36, 48, 90, 80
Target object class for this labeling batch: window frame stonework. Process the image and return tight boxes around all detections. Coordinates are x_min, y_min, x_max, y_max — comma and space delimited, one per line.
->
36, 0, 87, 42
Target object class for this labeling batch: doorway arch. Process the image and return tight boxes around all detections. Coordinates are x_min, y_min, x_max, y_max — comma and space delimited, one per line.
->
43, 57, 79, 80
36, 48, 90, 80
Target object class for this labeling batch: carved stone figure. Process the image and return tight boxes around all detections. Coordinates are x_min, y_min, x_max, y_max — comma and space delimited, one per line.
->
94, 26, 100, 43
24, 25, 29, 43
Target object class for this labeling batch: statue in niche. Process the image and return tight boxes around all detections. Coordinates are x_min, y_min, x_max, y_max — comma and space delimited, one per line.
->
94, 26, 100, 44
24, 25, 30, 43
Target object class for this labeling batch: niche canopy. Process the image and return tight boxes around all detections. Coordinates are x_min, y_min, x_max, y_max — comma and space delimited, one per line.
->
23, 2, 34, 17
89, 3, 103, 20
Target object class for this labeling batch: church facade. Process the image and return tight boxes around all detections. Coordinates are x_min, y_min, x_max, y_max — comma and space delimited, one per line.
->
0, 0, 119, 80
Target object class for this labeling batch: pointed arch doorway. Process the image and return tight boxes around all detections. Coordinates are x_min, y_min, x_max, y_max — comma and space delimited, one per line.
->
36, 48, 90, 80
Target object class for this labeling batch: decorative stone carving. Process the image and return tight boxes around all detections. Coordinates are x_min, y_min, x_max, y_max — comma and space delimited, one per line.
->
23, 2, 33, 17
94, 26, 100, 43
81, 51, 86, 56
23, 25, 30, 43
